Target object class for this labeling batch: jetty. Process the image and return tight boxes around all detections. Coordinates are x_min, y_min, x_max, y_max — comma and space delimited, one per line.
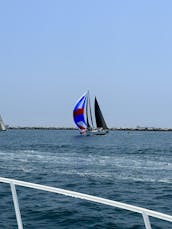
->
6, 126, 172, 131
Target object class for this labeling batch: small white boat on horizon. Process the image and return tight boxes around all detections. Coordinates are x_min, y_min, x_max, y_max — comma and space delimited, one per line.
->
0, 114, 6, 131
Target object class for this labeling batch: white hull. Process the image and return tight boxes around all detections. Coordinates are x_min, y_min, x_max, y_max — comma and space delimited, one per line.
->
81, 129, 108, 136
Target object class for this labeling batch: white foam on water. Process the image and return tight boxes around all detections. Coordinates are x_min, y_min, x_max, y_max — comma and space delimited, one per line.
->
0, 148, 172, 184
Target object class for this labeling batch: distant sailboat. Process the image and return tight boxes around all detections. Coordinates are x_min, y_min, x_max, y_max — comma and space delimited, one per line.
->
73, 91, 108, 135
0, 115, 6, 131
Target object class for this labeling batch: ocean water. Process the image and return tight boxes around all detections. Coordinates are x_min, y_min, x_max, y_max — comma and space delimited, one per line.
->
0, 130, 172, 229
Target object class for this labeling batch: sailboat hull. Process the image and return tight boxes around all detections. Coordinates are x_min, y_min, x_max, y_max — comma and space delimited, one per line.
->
81, 129, 108, 136
94, 129, 108, 135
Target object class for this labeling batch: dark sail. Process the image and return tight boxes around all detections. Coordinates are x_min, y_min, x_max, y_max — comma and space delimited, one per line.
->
94, 97, 108, 129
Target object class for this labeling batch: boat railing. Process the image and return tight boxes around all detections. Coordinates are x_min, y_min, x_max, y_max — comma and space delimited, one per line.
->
0, 177, 172, 229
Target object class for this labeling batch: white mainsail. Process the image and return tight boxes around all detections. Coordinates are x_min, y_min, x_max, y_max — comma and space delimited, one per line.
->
0, 115, 6, 131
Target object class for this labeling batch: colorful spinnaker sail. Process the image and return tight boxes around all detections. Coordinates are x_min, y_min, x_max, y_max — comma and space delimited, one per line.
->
73, 92, 87, 132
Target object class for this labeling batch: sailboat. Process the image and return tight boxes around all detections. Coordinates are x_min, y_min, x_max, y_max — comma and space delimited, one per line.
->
73, 91, 108, 135
0, 115, 6, 131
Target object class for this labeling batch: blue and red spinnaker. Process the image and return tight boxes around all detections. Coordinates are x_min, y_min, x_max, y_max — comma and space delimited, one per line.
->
73, 92, 87, 132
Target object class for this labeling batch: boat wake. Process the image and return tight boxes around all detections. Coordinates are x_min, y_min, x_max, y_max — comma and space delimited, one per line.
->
0, 149, 171, 184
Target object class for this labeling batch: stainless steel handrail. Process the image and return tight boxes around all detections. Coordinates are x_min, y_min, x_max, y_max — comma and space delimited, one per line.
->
0, 177, 172, 229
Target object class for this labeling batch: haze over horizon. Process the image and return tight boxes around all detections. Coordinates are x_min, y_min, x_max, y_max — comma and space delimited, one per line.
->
1, 1, 172, 128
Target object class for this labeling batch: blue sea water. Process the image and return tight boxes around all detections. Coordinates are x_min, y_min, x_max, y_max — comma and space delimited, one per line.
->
0, 130, 172, 229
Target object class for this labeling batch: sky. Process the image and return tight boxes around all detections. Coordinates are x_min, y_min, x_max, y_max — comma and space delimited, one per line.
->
0, 0, 172, 128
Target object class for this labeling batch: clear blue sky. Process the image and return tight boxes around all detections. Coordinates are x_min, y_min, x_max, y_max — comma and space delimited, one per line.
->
0, 0, 172, 128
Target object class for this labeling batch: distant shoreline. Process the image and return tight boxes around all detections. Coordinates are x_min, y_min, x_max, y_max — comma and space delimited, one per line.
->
7, 127, 172, 131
